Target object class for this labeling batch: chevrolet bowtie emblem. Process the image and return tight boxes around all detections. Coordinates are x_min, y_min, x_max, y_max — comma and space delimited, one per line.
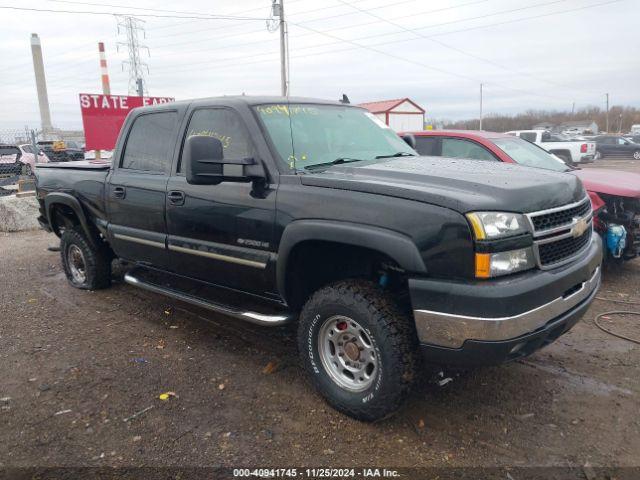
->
572, 217, 589, 238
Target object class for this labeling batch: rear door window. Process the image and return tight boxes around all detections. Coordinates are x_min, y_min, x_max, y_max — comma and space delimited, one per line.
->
414, 136, 440, 156
441, 138, 497, 161
121, 111, 178, 173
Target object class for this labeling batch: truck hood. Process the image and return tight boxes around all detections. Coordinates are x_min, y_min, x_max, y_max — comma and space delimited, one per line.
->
300, 156, 586, 213
572, 168, 640, 198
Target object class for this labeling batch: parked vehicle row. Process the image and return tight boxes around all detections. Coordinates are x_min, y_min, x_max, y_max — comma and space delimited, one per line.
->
0, 143, 49, 176
405, 130, 640, 262
505, 130, 596, 165
37, 140, 84, 162
592, 135, 640, 160
35, 96, 602, 421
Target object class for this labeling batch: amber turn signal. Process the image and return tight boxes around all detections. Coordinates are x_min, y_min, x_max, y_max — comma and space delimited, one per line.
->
475, 253, 491, 278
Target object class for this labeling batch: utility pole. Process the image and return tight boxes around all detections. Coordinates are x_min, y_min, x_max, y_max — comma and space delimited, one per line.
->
117, 16, 149, 96
272, 0, 288, 96
605, 93, 609, 133
571, 102, 575, 116
479, 83, 483, 131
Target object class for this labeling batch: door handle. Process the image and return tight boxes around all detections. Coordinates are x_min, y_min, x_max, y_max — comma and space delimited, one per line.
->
113, 186, 126, 199
167, 190, 185, 206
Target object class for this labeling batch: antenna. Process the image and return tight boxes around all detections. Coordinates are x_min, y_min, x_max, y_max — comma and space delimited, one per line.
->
116, 16, 150, 96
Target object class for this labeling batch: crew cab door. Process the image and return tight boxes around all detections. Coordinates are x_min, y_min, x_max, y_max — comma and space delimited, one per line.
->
106, 110, 180, 268
165, 107, 276, 294
597, 136, 615, 155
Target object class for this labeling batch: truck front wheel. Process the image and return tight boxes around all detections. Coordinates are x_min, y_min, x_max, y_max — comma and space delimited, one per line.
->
297, 280, 418, 421
60, 227, 111, 290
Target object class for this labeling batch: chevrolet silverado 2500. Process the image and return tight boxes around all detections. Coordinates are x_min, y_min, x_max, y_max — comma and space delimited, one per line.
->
35, 96, 602, 421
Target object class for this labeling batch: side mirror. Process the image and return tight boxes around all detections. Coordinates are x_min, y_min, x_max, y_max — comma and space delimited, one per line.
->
401, 134, 416, 149
184, 135, 264, 185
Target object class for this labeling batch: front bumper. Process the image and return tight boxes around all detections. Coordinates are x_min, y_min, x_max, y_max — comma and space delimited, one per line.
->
410, 234, 602, 365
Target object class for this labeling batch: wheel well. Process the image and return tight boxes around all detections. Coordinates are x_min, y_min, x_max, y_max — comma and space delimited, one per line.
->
48, 203, 111, 255
284, 240, 408, 310
549, 149, 571, 159
50, 203, 81, 236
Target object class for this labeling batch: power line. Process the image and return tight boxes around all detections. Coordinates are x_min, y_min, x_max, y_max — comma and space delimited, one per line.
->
149, 0, 489, 49
149, 0, 623, 102
1, 0, 621, 93
41, 0, 274, 21
0, 5, 270, 21
1, 0, 624, 109
334, 0, 600, 99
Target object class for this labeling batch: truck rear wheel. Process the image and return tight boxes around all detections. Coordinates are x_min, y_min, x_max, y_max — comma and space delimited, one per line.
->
297, 280, 418, 421
60, 227, 111, 290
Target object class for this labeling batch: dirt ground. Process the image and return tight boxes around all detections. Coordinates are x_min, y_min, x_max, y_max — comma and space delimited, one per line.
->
1, 159, 639, 471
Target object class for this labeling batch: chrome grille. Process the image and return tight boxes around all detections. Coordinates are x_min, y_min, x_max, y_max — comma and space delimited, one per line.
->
530, 199, 591, 231
526, 197, 593, 269
538, 229, 592, 266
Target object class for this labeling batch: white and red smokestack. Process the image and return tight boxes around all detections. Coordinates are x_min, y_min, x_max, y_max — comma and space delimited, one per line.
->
98, 42, 111, 95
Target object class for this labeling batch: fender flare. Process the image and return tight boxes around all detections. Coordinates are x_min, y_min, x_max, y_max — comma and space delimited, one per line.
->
276, 220, 427, 300
44, 192, 96, 245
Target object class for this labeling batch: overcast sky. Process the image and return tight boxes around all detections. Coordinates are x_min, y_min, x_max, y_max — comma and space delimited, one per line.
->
0, 0, 638, 130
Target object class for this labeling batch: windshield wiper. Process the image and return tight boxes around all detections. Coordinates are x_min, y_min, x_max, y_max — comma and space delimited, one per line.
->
303, 157, 364, 170
375, 152, 416, 159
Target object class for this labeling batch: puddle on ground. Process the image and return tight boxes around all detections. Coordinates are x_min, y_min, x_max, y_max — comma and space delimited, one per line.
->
520, 361, 634, 397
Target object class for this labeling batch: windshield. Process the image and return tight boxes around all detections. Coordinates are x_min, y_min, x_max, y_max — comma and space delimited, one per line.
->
493, 137, 569, 172
254, 104, 416, 171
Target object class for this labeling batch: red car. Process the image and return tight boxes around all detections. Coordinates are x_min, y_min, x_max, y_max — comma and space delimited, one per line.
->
402, 130, 640, 262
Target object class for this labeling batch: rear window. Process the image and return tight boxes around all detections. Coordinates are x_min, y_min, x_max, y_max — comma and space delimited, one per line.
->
518, 132, 537, 143
0, 146, 20, 162
121, 112, 178, 172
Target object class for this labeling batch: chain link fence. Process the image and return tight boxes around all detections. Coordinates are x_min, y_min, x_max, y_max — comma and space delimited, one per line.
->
0, 128, 41, 185
1, 128, 87, 186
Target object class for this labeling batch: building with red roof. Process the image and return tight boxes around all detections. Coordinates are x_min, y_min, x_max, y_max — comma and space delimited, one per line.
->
358, 98, 425, 132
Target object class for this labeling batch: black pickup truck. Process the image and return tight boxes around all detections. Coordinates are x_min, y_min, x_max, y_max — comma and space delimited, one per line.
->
35, 96, 602, 421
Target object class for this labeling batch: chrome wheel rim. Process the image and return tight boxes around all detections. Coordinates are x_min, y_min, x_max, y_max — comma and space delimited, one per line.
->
318, 315, 378, 392
634, 151, 640, 160
67, 245, 87, 284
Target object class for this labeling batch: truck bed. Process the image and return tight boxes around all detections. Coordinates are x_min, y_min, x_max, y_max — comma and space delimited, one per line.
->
35, 160, 111, 231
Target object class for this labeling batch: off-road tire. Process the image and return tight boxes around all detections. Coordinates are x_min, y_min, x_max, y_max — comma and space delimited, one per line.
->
297, 280, 418, 422
60, 227, 111, 290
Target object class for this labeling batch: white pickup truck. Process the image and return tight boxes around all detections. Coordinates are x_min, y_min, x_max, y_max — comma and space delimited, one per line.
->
505, 130, 596, 165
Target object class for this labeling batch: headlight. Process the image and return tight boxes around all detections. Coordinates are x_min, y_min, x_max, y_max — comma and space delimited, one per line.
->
466, 212, 529, 240
475, 247, 535, 278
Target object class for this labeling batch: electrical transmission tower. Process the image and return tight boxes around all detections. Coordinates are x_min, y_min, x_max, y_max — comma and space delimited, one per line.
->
116, 16, 149, 97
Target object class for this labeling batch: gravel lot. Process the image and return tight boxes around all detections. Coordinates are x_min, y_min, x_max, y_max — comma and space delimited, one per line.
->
1, 159, 639, 471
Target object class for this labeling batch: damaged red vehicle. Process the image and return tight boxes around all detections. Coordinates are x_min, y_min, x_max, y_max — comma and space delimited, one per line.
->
403, 130, 640, 262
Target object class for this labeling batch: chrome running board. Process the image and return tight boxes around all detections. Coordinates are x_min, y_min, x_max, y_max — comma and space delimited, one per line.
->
124, 272, 293, 327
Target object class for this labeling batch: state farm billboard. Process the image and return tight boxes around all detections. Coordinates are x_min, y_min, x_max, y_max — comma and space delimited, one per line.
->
79, 93, 174, 151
